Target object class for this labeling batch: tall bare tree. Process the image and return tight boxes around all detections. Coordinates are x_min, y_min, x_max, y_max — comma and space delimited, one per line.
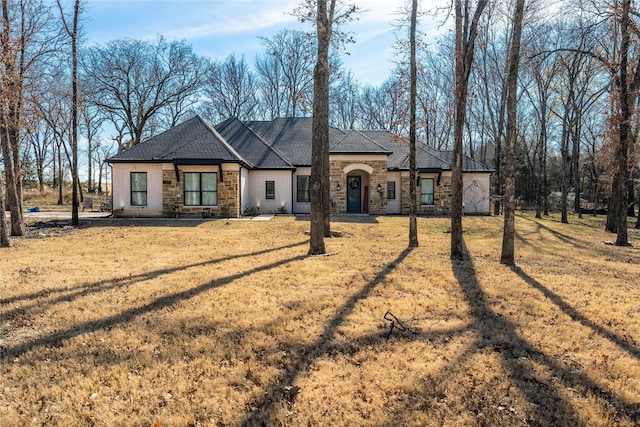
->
611, 0, 633, 246
329, 69, 359, 129
81, 102, 103, 193
451, 0, 488, 260
417, 43, 455, 151
358, 77, 408, 133
24, 117, 52, 193
500, 0, 526, 266
408, 0, 419, 248
202, 54, 259, 123
1, 0, 56, 236
57, 0, 80, 225
257, 29, 315, 119
295, 0, 358, 254
82, 36, 205, 150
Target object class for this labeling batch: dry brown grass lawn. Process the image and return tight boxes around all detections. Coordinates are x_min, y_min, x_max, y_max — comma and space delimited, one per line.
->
1, 213, 639, 426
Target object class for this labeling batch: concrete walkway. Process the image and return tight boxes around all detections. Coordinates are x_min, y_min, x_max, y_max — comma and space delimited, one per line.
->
23, 210, 112, 220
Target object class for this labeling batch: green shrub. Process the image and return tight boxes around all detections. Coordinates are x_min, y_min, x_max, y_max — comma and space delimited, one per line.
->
243, 205, 259, 216
220, 204, 231, 218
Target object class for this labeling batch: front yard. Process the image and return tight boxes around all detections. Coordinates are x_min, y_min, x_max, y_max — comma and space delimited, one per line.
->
1, 214, 639, 426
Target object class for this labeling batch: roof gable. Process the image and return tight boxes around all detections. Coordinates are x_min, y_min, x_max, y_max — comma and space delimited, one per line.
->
216, 118, 294, 169
331, 130, 392, 154
107, 116, 244, 163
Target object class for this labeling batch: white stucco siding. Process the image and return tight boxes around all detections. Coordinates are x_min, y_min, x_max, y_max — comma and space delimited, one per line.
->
292, 167, 311, 214
386, 171, 402, 214
240, 167, 250, 214
111, 163, 164, 216
245, 170, 292, 214
463, 173, 492, 214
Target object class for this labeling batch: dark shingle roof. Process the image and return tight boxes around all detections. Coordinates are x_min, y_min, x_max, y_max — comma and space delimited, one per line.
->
359, 130, 451, 170
107, 116, 243, 163
108, 116, 493, 173
436, 151, 494, 172
215, 118, 294, 169
331, 130, 392, 154
244, 117, 319, 166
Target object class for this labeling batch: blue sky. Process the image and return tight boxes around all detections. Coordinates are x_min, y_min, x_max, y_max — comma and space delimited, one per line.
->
83, 0, 448, 87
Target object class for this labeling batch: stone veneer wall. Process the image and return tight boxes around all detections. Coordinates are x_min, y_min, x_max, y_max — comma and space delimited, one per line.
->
400, 173, 452, 215
162, 168, 240, 217
329, 159, 388, 214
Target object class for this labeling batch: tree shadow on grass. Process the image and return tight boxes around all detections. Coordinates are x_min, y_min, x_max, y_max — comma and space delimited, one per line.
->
0, 240, 308, 311
451, 239, 640, 425
518, 214, 637, 251
511, 266, 640, 361
294, 215, 380, 224
515, 215, 640, 262
0, 245, 309, 362
240, 247, 414, 426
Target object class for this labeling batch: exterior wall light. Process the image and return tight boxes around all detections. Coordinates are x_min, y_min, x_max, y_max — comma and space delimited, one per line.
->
337, 182, 341, 191
377, 183, 382, 192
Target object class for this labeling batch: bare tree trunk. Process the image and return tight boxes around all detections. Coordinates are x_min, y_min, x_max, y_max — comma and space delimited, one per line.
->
573, 118, 583, 219
97, 159, 103, 194
0, 130, 23, 236
57, 143, 63, 205
0, 174, 10, 247
614, 0, 631, 246
535, 118, 545, 219
408, 0, 418, 248
87, 138, 93, 193
543, 131, 549, 216
71, 0, 80, 226
628, 181, 635, 217
1, 0, 24, 237
52, 141, 57, 189
57, 0, 80, 226
322, 132, 331, 238
500, 0, 525, 266
451, 0, 488, 260
560, 126, 570, 224
308, 0, 333, 255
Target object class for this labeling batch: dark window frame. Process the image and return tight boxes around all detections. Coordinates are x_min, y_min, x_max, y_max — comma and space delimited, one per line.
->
296, 175, 310, 202
420, 178, 435, 205
266, 181, 275, 200
387, 181, 396, 200
130, 172, 147, 206
184, 172, 218, 206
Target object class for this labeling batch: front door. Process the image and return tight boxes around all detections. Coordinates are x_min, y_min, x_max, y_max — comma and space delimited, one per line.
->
347, 176, 361, 213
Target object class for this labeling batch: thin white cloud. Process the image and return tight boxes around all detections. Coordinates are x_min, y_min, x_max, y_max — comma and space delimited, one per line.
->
162, 10, 300, 40
85, 0, 448, 86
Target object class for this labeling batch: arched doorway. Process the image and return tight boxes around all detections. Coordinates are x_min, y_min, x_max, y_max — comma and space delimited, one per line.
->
341, 163, 374, 214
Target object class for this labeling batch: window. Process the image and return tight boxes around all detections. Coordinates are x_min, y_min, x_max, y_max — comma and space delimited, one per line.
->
387, 181, 396, 200
266, 181, 275, 199
421, 178, 434, 205
184, 172, 217, 206
130, 172, 147, 206
297, 175, 310, 202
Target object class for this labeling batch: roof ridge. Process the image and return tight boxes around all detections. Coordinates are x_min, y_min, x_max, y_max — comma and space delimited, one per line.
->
234, 119, 295, 168
155, 116, 208, 159
419, 143, 451, 165
351, 129, 393, 153
198, 116, 250, 165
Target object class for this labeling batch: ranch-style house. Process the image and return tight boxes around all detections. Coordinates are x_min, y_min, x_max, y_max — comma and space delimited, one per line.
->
106, 116, 493, 218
